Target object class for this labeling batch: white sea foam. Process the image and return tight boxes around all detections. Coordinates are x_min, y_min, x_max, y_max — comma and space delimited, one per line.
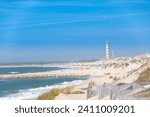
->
9, 72, 20, 74
0, 80, 84, 100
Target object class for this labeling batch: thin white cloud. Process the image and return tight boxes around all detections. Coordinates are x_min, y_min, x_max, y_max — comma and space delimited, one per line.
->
12, 0, 150, 7
2, 12, 150, 28
113, 0, 150, 4
13, 0, 42, 7
11, 0, 95, 7
1, 0, 150, 15
1, 0, 150, 10
0, 1, 94, 15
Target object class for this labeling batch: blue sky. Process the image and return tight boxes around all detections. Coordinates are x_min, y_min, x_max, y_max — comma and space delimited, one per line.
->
0, 0, 150, 62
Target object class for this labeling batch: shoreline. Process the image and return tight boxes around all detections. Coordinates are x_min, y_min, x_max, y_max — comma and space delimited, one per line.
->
0, 54, 149, 100
0, 78, 86, 100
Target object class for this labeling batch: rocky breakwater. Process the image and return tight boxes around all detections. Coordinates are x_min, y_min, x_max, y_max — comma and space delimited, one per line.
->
0, 69, 90, 79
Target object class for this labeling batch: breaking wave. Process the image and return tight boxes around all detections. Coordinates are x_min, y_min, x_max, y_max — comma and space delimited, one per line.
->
0, 80, 84, 100
9, 72, 20, 74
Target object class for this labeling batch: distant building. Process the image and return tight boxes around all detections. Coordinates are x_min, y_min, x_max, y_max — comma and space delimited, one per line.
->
112, 50, 115, 59
106, 41, 110, 60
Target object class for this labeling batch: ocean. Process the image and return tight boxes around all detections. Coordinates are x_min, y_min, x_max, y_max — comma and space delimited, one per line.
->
0, 66, 62, 75
0, 66, 85, 100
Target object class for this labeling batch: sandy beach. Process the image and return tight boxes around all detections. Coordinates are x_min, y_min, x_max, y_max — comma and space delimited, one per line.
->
0, 54, 149, 100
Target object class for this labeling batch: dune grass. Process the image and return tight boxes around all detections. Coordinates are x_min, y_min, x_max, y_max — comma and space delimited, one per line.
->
72, 91, 84, 94
38, 89, 62, 100
38, 86, 74, 100
136, 68, 150, 83
88, 81, 97, 88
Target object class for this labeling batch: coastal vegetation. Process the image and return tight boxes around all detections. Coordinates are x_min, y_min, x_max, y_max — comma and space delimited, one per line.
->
38, 88, 61, 100
88, 81, 97, 88
38, 86, 82, 100
136, 68, 150, 82
38, 87, 73, 100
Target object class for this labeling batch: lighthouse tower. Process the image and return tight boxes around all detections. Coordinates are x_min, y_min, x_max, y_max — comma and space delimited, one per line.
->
106, 41, 110, 60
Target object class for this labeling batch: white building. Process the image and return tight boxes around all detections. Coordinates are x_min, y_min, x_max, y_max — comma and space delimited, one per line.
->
106, 41, 110, 60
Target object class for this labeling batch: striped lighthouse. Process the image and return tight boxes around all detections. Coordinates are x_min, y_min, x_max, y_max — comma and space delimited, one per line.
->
106, 41, 110, 60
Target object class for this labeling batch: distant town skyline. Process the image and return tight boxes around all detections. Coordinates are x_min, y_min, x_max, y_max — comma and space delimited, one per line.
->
0, 0, 150, 62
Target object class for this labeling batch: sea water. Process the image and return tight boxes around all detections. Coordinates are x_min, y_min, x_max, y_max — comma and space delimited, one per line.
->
0, 67, 85, 100
0, 78, 84, 100
0, 67, 62, 75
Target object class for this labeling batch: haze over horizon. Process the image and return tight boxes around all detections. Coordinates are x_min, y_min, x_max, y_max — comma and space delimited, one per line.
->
0, 0, 150, 62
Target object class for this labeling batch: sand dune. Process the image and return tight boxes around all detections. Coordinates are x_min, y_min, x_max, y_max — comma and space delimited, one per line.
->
0, 54, 150, 100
